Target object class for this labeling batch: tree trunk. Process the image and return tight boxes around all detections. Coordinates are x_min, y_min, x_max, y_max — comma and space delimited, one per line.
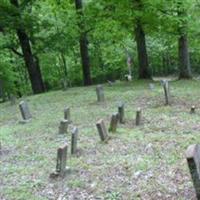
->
60, 52, 68, 90
177, 0, 192, 79
135, 19, 151, 79
16, 30, 45, 93
162, 53, 166, 75
75, 0, 92, 86
178, 34, 192, 79
10, 0, 45, 94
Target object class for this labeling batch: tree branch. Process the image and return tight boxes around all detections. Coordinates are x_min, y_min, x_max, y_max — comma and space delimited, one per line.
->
7, 47, 23, 57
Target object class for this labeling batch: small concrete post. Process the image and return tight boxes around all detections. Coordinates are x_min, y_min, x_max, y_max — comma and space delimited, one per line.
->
109, 113, 119, 133
58, 120, 68, 134
50, 144, 68, 178
19, 101, 32, 122
96, 119, 109, 142
136, 108, 142, 126
186, 144, 200, 199
161, 80, 170, 105
191, 106, 196, 114
118, 103, 125, 124
96, 85, 105, 102
71, 127, 78, 155
64, 107, 71, 122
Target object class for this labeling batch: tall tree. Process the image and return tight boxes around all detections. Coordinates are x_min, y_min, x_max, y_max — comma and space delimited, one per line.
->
10, 0, 45, 94
75, 0, 92, 85
134, 0, 151, 79
177, 1, 192, 79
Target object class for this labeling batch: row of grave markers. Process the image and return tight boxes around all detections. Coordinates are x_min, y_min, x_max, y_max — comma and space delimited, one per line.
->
8, 80, 191, 108
96, 104, 143, 142
17, 94, 143, 178
50, 127, 79, 178
17, 101, 78, 178
54, 108, 79, 178
1, 81, 200, 198
96, 83, 199, 199
8, 80, 197, 110
96, 80, 171, 105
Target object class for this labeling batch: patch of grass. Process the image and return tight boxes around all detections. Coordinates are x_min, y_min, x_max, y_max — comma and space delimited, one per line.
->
0, 80, 199, 199
105, 191, 121, 200
68, 179, 85, 189
4, 185, 47, 200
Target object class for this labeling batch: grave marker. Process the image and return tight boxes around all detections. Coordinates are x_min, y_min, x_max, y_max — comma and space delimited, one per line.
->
136, 108, 142, 126
50, 144, 68, 178
19, 101, 32, 122
107, 80, 114, 86
96, 85, 105, 102
71, 127, 78, 155
10, 95, 16, 105
149, 83, 155, 91
161, 80, 170, 105
186, 144, 200, 199
125, 74, 132, 81
58, 119, 68, 134
118, 103, 125, 124
109, 112, 119, 133
64, 107, 71, 122
191, 106, 196, 114
96, 119, 109, 142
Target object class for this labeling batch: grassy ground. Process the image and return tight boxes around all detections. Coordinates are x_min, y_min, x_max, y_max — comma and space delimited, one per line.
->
0, 80, 200, 200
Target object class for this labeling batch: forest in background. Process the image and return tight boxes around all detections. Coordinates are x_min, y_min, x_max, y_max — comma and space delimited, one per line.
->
0, 0, 200, 98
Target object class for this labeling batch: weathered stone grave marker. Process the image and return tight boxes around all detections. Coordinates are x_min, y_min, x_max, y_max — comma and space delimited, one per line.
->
96, 119, 109, 142
149, 83, 155, 91
136, 108, 142, 126
161, 80, 170, 105
191, 106, 196, 114
186, 144, 200, 199
58, 119, 68, 134
118, 103, 125, 124
64, 107, 71, 123
10, 95, 16, 105
50, 144, 69, 178
71, 127, 78, 155
125, 74, 132, 82
96, 85, 105, 102
107, 80, 114, 86
109, 112, 119, 133
19, 101, 32, 122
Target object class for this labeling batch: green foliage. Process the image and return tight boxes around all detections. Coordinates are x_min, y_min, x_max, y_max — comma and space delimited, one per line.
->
105, 191, 121, 200
0, 50, 17, 96
0, 0, 200, 95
